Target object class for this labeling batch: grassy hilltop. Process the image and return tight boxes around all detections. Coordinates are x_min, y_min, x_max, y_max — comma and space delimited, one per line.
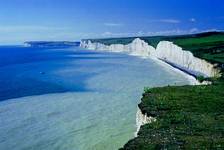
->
92, 32, 224, 149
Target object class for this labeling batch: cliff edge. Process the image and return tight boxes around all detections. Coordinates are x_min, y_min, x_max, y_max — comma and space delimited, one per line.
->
81, 38, 220, 78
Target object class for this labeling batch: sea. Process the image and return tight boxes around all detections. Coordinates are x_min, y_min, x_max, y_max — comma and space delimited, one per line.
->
0, 45, 190, 150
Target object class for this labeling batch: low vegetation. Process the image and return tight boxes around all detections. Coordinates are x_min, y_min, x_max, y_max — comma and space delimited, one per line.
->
121, 79, 224, 149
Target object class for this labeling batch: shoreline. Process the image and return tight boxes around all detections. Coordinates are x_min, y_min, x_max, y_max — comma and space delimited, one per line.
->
81, 33, 223, 149
80, 38, 222, 148
91, 48, 200, 86
81, 38, 220, 78
81, 38, 217, 86
149, 56, 199, 85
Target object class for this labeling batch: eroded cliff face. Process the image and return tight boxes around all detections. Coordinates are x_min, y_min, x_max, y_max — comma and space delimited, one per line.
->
135, 107, 156, 137
81, 38, 220, 77
156, 41, 219, 77
81, 38, 156, 57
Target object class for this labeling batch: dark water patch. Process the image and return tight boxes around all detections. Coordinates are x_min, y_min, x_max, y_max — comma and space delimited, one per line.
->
0, 70, 99, 101
0, 78, 68, 101
0, 46, 104, 101
69, 124, 98, 135
47, 111, 61, 118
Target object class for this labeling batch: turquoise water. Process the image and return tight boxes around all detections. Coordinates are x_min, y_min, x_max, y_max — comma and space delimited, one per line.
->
0, 46, 190, 150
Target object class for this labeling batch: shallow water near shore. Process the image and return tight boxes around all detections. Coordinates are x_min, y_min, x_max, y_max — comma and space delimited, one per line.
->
0, 46, 190, 150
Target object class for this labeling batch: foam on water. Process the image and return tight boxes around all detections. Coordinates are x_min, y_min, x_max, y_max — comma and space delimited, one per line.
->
0, 47, 190, 150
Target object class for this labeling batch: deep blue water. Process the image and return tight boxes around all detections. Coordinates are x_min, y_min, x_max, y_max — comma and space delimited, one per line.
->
0, 46, 112, 101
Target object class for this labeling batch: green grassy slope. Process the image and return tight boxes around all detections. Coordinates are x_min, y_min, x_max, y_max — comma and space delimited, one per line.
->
121, 80, 224, 149
120, 82, 224, 149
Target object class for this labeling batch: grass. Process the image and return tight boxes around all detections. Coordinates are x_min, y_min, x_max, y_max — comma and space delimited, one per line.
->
120, 80, 224, 149
171, 32, 224, 66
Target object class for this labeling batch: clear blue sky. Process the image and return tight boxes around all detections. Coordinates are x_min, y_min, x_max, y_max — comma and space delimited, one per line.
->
0, 0, 224, 44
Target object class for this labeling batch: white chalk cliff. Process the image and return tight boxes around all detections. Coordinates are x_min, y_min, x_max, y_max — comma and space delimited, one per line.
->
135, 107, 156, 137
81, 38, 220, 77
156, 41, 219, 77
81, 38, 156, 58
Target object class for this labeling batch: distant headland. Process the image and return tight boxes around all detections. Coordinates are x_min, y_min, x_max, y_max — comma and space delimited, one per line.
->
24, 41, 80, 48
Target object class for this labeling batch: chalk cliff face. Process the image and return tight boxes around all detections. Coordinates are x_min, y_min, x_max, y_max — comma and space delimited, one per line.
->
156, 41, 219, 77
135, 107, 156, 137
81, 38, 219, 77
81, 38, 156, 57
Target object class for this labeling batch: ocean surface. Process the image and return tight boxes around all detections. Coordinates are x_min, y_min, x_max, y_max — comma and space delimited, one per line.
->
0, 46, 190, 150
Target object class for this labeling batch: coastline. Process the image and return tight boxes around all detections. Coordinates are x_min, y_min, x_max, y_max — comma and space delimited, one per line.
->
81, 38, 220, 78
80, 41, 201, 139
149, 57, 200, 85
92, 47, 199, 85
81, 42, 200, 86
81, 36, 223, 149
